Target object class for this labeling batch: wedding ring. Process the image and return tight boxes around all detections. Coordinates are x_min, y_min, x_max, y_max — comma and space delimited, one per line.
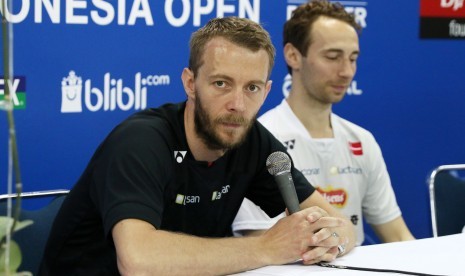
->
331, 232, 346, 256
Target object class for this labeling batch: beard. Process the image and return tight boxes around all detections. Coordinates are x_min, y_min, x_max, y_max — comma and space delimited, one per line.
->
194, 92, 255, 151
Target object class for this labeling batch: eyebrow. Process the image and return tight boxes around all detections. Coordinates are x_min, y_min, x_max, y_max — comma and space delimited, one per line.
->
209, 74, 267, 85
324, 49, 360, 56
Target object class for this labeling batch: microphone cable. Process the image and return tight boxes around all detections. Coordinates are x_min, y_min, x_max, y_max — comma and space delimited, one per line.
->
316, 262, 448, 276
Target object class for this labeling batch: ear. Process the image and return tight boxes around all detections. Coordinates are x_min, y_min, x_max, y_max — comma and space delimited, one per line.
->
181, 68, 196, 99
283, 43, 302, 72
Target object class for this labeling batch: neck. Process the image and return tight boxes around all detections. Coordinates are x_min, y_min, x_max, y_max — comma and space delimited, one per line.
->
287, 88, 334, 139
184, 100, 226, 162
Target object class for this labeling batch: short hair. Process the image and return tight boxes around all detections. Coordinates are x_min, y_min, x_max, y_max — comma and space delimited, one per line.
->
284, 1, 361, 73
189, 17, 276, 79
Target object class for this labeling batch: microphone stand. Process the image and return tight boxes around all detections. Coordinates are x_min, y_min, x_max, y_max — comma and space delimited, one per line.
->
1, 0, 23, 273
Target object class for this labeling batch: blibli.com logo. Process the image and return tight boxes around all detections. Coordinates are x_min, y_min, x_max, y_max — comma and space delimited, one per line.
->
61, 71, 170, 113
282, 74, 362, 98
0, 76, 26, 109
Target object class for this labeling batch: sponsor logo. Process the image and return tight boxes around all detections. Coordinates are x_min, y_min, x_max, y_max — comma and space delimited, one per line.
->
1, 0, 154, 25
286, 1, 368, 28
282, 74, 362, 97
0, 76, 26, 109
329, 165, 363, 175
441, 0, 464, 11
348, 141, 363, 156
282, 74, 292, 98
2, 0, 260, 26
211, 185, 231, 201
283, 139, 295, 150
450, 20, 465, 37
316, 186, 347, 208
300, 167, 320, 176
175, 193, 200, 205
346, 80, 363, 95
174, 151, 187, 163
350, 214, 359, 225
61, 71, 170, 113
420, 0, 465, 38
165, 0, 260, 27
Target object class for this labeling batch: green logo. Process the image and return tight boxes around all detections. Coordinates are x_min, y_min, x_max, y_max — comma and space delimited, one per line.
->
0, 76, 26, 109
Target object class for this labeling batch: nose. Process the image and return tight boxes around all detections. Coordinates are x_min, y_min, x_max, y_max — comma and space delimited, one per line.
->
227, 89, 246, 113
339, 59, 356, 79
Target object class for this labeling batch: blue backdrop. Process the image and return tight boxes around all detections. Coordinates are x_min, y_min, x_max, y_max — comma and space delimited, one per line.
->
1, 0, 464, 241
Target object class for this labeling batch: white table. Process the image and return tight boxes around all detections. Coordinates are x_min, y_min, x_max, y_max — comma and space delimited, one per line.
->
232, 233, 464, 276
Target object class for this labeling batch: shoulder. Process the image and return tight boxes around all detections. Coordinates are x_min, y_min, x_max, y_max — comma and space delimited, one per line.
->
117, 103, 183, 138
332, 114, 377, 142
101, 103, 185, 157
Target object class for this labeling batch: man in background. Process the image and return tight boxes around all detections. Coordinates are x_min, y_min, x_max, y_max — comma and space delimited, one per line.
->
233, 0, 415, 246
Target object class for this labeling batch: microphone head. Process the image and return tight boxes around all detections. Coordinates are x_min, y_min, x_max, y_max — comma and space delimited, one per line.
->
266, 151, 291, 176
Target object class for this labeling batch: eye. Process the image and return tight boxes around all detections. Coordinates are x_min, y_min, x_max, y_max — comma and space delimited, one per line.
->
350, 55, 359, 63
248, 84, 260, 93
215, 81, 226, 87
326, 55, 339, 60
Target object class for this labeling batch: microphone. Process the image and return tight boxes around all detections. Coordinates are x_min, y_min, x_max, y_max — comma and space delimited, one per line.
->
266, 151, 301, 214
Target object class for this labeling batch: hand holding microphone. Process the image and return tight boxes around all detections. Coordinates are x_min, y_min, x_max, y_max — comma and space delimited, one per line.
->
263, 151, 347, 264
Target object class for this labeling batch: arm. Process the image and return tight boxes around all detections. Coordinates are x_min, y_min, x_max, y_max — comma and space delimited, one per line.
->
113, 209, 347, 275
113, 219, 265, 276
371, 216, 415, 243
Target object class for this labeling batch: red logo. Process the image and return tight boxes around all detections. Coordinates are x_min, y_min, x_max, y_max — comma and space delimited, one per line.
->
420, 0, 465, 17
316, 186, 347, 208
349, 141, 363, 156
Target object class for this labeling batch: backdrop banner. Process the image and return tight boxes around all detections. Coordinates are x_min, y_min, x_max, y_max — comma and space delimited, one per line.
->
1, 0, 464, 240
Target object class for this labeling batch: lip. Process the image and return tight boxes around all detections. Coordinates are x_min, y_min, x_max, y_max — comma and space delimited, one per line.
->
221, 122, 242, 129
332, 85, 348, 93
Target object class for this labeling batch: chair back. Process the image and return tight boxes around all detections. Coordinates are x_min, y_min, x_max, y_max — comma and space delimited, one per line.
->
0, 189, 69, 275
428, 165, 465, 237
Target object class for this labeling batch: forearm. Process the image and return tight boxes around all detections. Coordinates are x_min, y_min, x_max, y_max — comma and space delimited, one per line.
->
114, 220, 271, 275
372, 216, 415, 243
142, 232, 266, 275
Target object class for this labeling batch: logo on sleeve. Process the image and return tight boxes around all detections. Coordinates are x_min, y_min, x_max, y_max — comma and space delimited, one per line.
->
283, 139, 295, 150
348, 141, 363, 156
174, 151, 187, 163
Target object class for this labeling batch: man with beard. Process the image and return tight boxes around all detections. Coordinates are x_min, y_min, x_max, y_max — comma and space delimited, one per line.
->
233, 1, 415, 246
40, 17, 355, 275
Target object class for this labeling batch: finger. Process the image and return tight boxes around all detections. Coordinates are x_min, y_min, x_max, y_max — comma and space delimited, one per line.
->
302, 246, 339, 265
309, 217, 346, 233
300, 245, 330, 263
306, 212, 323, 223
312, 228, 346, 247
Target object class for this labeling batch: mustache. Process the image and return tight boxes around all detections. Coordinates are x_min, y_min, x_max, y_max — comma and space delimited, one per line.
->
215, 115, 247, 125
